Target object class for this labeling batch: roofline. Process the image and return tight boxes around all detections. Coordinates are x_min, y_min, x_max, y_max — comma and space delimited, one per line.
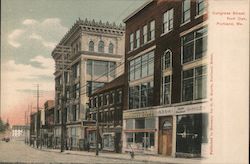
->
123, 0, 154, 23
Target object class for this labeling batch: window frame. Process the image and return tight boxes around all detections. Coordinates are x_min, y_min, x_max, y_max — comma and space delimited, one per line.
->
182, 0, 191, 24
163, 8, 174, 34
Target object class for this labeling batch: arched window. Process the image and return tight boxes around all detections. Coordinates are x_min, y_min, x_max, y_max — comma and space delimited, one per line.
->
162, 50, 172, 70
108, 43, 114, 54
161, 49, 172, 105
98, 41, 104, 53
89, 41, 94, 52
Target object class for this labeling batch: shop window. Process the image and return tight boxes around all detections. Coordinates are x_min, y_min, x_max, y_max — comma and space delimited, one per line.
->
182, 65, 207, 101
176, 114, 205, 154
126, 119, 133, 129
182, 27, 207, 64
135, 118, 145, 129
126, 133, 134, 143
145, 118, 155, 129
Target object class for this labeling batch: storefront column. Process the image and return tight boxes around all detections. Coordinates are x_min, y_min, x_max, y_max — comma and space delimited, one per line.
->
154, 117, 159, 154
172, 115, 176, 157
122, 119, 126, 153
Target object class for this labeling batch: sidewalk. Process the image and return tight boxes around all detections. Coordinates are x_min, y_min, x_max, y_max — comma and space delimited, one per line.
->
37, 147, 202, 164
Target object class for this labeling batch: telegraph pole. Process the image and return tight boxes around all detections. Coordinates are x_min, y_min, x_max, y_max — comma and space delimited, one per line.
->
36, 84, 40, 148
95, 107, 99, 156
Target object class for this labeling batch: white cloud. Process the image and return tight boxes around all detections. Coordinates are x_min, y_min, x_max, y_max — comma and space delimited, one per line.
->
8, 29, 25, 48
29, 33, 43, 40
22, 19, 38, 25
8, 18, 68, 49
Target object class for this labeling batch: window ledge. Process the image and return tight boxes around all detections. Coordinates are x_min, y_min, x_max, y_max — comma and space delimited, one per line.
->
161, 30, 173, 37
180, 20, 191, 27
195, 12, 207, 19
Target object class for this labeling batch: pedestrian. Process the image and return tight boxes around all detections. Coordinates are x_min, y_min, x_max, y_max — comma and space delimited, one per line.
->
87, 141, 90, 152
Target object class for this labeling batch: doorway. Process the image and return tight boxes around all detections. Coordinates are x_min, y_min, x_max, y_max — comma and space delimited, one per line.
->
158, 117, 172, 156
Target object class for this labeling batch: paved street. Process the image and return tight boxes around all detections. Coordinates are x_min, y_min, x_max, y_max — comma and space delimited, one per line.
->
0, 140, 149, 164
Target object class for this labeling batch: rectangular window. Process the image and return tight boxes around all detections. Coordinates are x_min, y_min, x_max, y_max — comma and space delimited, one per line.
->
196, 0, 206, 15
135, 29, 140, 48
162, 76, 171, 105
73, 83, 80, 99
149, 20, 155, 41
72, 62, 80, 78
163, 8, 174, 34
87, 60, 116, 81
129, 81, 154, 109
134, 57, 141, 80
129, 60, 135, 81
143, 25, 147, 44
126, 119, 134, 129
182, 0, 191, 23
129, 33, 134, 51
129, 51, 154, 82
135, 118, 145, 129
182, 27, 208, 63
117, 90, 122, 104
182, 65, 207, 101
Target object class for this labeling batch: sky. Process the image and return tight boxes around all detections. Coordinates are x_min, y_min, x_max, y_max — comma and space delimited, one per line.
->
1, 0, 147, 125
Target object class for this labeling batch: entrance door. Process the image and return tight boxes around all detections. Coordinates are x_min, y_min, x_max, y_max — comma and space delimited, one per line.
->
159, 117, 172, 156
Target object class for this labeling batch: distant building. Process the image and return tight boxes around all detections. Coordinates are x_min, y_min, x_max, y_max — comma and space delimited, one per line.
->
123, 0, 208, 158
87, 74, 124, 153
12, 125, 28, 139
41, 100, 55, 148
52, 18, 125, 150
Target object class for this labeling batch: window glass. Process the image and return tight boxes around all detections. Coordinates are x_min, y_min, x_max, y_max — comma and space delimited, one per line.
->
135, 118, 145, 129
98, 41, 104, 52
197, 0, 206, 15
129, 33, 134, 51
89, 41, 94, 52
141, 83, 148, 108
182, 27, 207, 63
135, 29, 140, 48
163, 76, 171, 104
108, 43, 114, 54
134, 57, 141, 80
163, 8, 174, 33
145, 118, 155, 129
149, 20, 155, 40
182, 0, 191, 23
129, 60, 135, 81
143, 25, 147, 44
126, 119, 133, 129
148, 52, 154, 75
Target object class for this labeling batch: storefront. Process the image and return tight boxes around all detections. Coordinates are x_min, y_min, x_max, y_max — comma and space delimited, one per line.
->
123, 102, 209, 157
123, 117, 157, 154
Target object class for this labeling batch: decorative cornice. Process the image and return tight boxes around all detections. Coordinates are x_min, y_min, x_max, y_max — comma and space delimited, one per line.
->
59, 18, 125, 45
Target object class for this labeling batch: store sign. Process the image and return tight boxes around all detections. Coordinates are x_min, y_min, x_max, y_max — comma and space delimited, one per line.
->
124, 103, 207, 119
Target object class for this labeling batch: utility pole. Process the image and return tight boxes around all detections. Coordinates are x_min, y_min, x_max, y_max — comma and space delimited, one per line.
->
95, 107, 99, 156
36, 84, 40, 148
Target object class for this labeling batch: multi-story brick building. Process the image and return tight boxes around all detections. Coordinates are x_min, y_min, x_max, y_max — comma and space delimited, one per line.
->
42, 100, 55, 148
122, 0, 208, 158
52, 19, 125, 150
87, 74, 124, 153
